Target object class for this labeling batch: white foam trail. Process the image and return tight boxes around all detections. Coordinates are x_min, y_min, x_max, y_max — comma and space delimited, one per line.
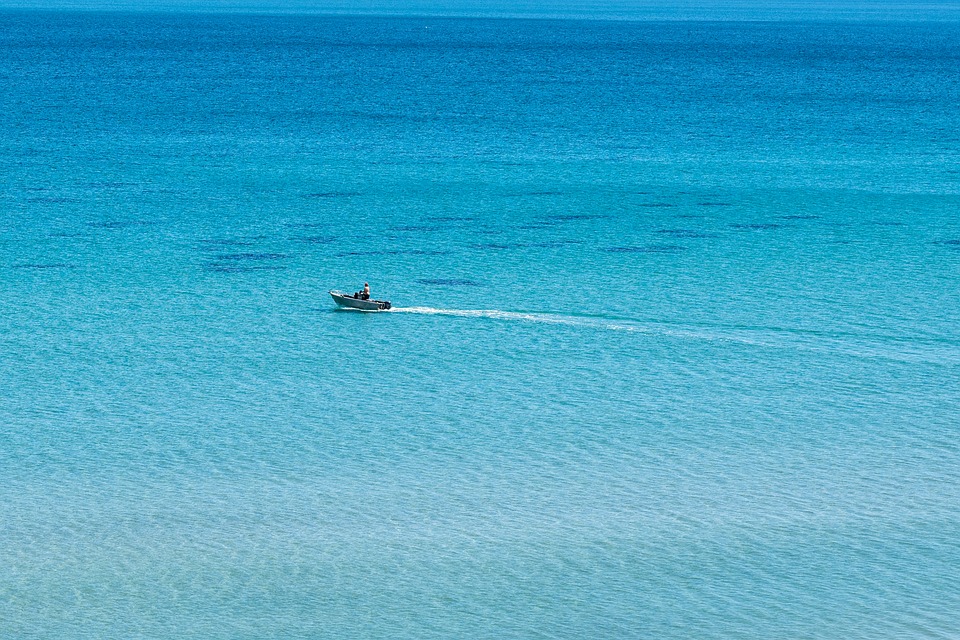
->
391, 306, 574, 324
386, 306, 960, 364
389, 306, 650, 332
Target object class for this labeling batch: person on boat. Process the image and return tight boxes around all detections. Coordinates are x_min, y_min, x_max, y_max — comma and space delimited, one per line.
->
361, 283, 370, 300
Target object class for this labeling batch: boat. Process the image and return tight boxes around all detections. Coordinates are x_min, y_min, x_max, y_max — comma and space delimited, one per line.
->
330, 290, 392, 311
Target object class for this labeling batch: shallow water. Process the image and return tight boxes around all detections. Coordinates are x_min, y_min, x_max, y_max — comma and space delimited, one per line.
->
1, 11, 960, 639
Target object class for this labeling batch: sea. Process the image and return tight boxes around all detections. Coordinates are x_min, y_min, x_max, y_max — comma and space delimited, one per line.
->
1, 8, 959, 638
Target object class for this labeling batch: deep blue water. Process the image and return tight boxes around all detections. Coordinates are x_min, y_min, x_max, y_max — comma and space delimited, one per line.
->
2, 11, 960, 638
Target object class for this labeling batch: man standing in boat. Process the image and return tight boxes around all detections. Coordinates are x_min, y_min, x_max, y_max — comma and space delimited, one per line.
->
361, 283, 370, 300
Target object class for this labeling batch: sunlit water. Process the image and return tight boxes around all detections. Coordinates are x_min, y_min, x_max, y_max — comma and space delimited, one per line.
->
1, 11, 959, 638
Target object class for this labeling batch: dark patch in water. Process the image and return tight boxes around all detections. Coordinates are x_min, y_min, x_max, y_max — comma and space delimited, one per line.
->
730, 223, 783, 231
781, 215, 820, 220
426, 216, 477, 223
49, 232, 87, 238
87, 220, 152, 230
474, 243, 514, 250
88, 181, 136, 188
698, 202, 732, 207
507, 191, 564, 197
605, 245, 686, 254
204, 264, 287, 273
523, 214, 607, 229
198, 239, 257, 249
543, 214, 607, 222
11, 263, 73, 270
417, 278, 483, 287
295, 235, 336, 244
657, 229, 717, 239
285, 222, 328, 229
391, 225, 442, 232
303, 191, 361, 199
336, 249, 448, 257
531, 240, 583, 248
215, 253, 288, 261
934, 239, 960, 247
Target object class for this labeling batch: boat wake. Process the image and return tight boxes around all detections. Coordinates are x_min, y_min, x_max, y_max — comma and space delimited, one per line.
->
387, 307, 960, 364
389, 306, 774, 344
388, 306, 647, 332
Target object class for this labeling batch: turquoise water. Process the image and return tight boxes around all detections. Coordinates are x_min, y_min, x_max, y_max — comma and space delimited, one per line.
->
2, 11, 960, 638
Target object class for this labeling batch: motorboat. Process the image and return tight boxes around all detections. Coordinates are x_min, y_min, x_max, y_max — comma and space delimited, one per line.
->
330, 290, 392, 311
